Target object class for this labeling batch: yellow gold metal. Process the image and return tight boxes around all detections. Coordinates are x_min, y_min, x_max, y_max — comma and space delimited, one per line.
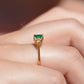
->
33, 34, 43, 65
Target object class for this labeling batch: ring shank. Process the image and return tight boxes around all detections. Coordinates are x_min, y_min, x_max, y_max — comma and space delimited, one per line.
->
37, 44, 41, 65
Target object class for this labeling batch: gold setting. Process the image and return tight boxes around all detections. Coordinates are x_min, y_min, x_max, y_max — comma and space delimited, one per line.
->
34, 34, 43, 65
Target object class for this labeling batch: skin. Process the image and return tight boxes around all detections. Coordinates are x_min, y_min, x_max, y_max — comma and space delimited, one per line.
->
59, 0, 84, 13
0, 19, 84, 84
0, 1, 84, 84
0, 44, 83, 84
0, 60, 66, 84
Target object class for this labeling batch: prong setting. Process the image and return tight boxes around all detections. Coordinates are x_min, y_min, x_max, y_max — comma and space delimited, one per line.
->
34, 34, 43, 46
33, 34, 43, 65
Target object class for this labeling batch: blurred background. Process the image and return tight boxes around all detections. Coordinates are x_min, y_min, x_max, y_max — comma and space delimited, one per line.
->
0, 0, 83, 33
0, 0, 59, 33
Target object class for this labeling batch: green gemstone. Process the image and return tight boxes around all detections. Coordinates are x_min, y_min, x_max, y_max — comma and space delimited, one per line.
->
34, 34, 43, 38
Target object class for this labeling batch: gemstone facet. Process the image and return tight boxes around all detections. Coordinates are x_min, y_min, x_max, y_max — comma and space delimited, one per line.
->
34, 34, 43, 45
34, 34, 43, 39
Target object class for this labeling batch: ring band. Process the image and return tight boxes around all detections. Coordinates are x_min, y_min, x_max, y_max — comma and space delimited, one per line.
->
34, 34, 43, 65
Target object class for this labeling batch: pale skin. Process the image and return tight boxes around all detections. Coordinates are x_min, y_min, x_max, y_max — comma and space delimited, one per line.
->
0, 0, 84, 84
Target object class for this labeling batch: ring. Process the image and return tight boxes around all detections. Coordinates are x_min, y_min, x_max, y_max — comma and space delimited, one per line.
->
34, 34, 43, 65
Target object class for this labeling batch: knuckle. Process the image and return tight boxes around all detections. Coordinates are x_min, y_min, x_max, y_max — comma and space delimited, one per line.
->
66, 18, 82, 28
67, 18, 79, 24
65, 46, 81, 62
61, 46, 83, 71
54, 71, 66, 84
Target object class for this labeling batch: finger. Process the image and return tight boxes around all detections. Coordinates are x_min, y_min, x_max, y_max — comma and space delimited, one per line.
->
23, 7, 84, 27
0, 44, 84, 84
19, 19, 84, 56
0, 60, 66, 84
0, 19, 84, 56
60, 0, 84, 13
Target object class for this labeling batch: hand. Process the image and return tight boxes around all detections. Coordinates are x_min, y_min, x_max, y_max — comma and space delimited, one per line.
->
25, 7, 84, 27
0, 19, 84, 56
0, 7, 84, 84
0, 44, 84, 84
0, 60, 66, 84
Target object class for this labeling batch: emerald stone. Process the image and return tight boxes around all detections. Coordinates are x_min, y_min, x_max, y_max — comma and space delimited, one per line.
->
34, 34, 43, 39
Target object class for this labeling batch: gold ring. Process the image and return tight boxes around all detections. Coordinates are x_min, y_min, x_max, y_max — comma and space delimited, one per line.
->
34, 34, 43, 65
